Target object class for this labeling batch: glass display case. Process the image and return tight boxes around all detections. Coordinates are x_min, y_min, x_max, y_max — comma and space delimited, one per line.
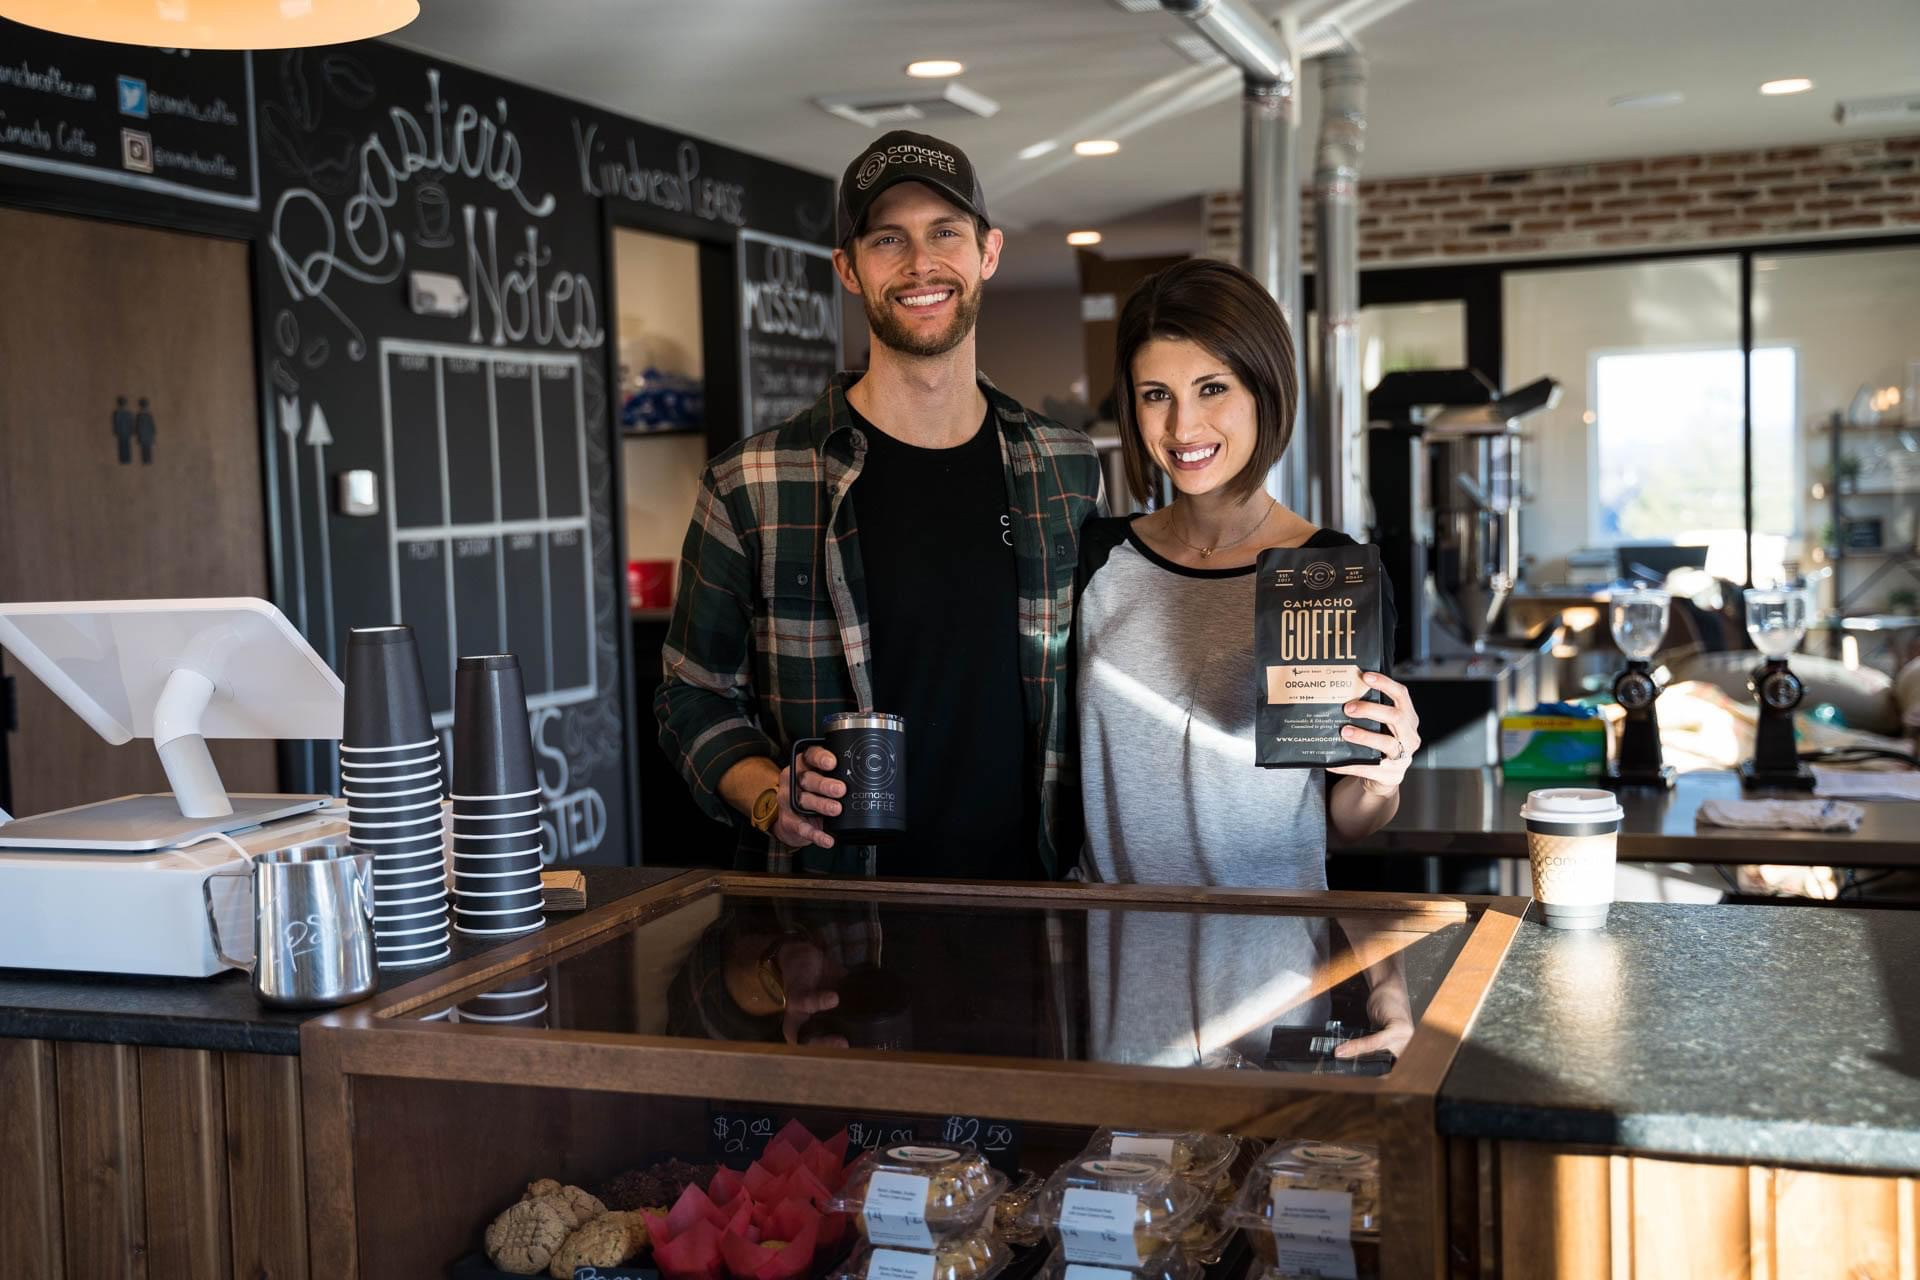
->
301, 874, 1525, 1280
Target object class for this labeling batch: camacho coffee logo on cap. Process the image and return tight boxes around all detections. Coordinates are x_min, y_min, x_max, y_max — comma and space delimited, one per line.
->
855, 141, 961, 190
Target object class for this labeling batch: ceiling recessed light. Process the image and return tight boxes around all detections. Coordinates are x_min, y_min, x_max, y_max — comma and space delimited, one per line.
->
1760, 77, 1814, 96
1066, 230, 1103, 247
1609, 90, 1685, 109
1074, 139, 1121, 157
906, 59, 964, 79
1017, 140, 1058, 161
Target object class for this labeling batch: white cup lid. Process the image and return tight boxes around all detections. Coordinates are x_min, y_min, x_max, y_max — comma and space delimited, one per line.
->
1520, 787, 1625, 825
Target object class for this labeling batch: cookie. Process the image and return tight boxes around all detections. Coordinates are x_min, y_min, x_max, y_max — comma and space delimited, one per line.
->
525, 1177, 566, 1201
532, 1185, 607, 1231
486, 1197, 570, 1275
548, 1212, 640, 1278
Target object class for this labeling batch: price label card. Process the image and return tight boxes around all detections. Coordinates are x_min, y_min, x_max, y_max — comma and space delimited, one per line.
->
1109, 1136, 1175, 1165
1058, 1189, 1142, 1267
1272, 1235, 1357, 1280
1269, 1188, 1353, 1240
867, 1251, 936, 1280
863, 1172, 934, 1249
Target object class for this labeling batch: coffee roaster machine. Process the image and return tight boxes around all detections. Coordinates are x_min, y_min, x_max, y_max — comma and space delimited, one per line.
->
1366, 370, 1563, 767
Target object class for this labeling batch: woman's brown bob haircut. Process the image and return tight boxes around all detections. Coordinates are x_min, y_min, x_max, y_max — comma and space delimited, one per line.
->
1113, 257, 1299, 505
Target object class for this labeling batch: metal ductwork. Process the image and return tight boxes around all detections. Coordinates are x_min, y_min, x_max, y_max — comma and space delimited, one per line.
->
1161, 0, 1308, 516
1313, 52, 1367, 538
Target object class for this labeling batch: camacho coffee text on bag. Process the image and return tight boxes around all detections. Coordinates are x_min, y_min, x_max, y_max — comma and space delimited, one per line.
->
1255, 544, 1389, 767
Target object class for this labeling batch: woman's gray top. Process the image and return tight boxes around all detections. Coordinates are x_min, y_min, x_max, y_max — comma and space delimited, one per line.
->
1074, 518, 1367, 888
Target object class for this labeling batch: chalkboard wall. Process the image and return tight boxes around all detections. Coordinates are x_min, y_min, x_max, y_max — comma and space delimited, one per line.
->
0, 20, 838, 865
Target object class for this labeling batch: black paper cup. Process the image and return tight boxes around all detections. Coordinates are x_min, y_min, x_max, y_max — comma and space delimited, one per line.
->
372, 898, 451, 924
448, 789, 541, 820
343, 626, 437, 749
453, 999, 547, 1025
448, 810, 543, 840
377, 937, 452, 968
343, 778, 445, 805
450, 655, 538, 799
448, 841, 540, 864
453, 887, 543, 915
360, 845, 444, 868
349, 805, 445, 833
450, 862, 541, 886
374, 876, 449, 904
370, 858, 447, 887
454, 902, 545, 936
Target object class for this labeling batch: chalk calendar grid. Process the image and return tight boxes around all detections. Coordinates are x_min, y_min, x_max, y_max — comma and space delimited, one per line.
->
379, 340, 597, 726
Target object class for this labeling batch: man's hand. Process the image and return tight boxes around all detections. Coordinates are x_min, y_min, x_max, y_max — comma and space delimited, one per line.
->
776, 747, 845, 850
719, 751, 846, 850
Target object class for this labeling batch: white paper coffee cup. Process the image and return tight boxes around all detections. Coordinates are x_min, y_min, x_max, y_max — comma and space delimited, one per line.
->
1521, 788, 1626, 929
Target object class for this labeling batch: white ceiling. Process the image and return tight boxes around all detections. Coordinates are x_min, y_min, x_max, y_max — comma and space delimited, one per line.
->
397, 0, 1920, 286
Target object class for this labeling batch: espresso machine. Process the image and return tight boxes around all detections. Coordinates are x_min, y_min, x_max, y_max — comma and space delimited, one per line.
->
1366, 370, 1561, 770
1367, 369, 1560, 665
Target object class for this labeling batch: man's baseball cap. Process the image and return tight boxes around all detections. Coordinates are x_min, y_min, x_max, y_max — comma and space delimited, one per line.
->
836, 130, 990, 245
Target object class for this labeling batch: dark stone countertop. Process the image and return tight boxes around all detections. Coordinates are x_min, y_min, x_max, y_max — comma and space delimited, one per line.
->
0, 866, 687, 1056
1440, 900, 1920, 1173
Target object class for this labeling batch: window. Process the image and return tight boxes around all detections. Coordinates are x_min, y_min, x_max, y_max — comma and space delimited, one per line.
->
1592, 345, 1797, 581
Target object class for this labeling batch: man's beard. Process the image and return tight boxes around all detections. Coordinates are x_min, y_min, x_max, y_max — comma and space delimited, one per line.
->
859, 275, 982, 358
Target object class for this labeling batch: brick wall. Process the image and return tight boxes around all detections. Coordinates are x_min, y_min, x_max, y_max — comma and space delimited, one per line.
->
1203, 134, 1920, 268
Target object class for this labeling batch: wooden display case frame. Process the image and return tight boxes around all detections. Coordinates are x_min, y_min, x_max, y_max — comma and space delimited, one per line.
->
301, 873, 1527, 1280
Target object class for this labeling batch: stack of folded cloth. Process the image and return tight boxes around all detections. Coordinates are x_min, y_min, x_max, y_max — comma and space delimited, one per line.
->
1695, 797, 1865, 831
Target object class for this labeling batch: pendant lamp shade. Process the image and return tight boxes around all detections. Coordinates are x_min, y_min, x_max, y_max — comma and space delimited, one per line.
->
0, 0, 420, 49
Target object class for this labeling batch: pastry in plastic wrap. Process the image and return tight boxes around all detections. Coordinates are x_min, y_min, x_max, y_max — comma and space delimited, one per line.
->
549, 1211, 646, 1278
1036, 1156, 1203, 1268
485, 1197, 571, 1275
1082, 1131, 1240, 1189
834, 1231, 1011, 1280
1226, 1140, 1380, 1258
992, 1170, 1047, 1246
832, 1144, 1009, 1245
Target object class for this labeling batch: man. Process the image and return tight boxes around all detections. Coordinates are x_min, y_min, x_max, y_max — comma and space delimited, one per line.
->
655, 130, 1103, 878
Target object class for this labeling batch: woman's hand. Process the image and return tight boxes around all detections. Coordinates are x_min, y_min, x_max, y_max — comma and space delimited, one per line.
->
1335, 954, 1415, 1061
1327, 671, 1421, 794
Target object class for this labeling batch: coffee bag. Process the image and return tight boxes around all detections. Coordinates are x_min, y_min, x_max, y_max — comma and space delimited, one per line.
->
1255, 543, 1389, 768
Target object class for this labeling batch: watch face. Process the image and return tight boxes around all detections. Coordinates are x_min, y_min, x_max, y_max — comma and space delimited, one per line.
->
1614, 670, 1657, 710
1760, 669, 1803, 712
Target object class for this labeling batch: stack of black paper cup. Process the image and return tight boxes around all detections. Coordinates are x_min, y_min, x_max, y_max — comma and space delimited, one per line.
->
341, 626, 451, 969
449, 655, 546, 938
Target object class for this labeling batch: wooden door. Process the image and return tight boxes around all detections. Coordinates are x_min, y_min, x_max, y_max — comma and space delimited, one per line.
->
0, 207, 274, 817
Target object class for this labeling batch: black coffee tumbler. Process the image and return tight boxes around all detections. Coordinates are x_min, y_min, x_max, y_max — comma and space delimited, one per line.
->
791, 712, 906, 843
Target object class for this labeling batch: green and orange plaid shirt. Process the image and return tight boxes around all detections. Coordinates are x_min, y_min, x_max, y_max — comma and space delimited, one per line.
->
653, 372, 1105, 876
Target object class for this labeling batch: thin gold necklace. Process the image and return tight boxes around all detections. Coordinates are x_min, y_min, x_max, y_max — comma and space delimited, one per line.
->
1169, 497, 1277, 559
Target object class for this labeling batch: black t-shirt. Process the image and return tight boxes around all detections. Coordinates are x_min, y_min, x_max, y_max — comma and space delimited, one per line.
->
849, 404, 1036, 879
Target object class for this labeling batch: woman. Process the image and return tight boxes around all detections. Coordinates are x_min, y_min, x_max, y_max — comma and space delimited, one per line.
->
1075, 258, 1421, 1057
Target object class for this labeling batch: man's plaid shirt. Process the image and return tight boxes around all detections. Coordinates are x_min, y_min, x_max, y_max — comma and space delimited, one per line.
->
653, 371, 1105, 875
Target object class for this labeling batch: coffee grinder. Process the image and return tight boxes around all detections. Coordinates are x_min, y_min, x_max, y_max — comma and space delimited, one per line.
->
1740, 588, 1815, 790
1607, 584, 1674, 788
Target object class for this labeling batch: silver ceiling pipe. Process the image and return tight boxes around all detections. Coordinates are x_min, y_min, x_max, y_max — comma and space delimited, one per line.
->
1313, 52, 1368, 539
1162, 0, 1309, 517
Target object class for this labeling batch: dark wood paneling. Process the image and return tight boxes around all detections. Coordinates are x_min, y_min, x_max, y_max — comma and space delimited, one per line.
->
139, 1047, 232, 1279
0, 1038, 66, 1276
56, 1040, 148, 1279
223, 1051, 309, 1280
